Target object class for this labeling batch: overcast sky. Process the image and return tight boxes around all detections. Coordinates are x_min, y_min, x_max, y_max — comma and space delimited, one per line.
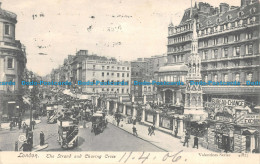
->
2, 0, 240, 76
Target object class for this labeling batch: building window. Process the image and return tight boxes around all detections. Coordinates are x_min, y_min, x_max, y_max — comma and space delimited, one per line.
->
234, 34, 240, 41
93, 65, 95, 69
4, 24, 10, 35
112, 66, 114, 69
223, 74, 228, 82
235, 73, 240, 82
102, 66, 105, 70
246, 44, 253, 55
246, 59, 253, 66
127, 67, 129, 70
122, 73, 124, 77
93, 72, 95, 76
122, 67, 125, 70
222, 61, 228, 68
127, 73, 129, 77
224, 37, 228, 43
7, 58, 14, 69
213, 49, 218, 59
233, 47, 240, 56
107, 66, 110, 69
246, 32, 253, 39
247, 73, 253, 81
214, 74, 218, 82
203, 40, 208, 47
212, 62, 217, 68
107, 72, 109, 76
213, 38, 218, 45
122, 89, 124, 93
234, 60, 240, 67
117, 67, 120, 70
117, 73, 120, 77
111, 73, 114, 76
204, 75, 208, 82
102, 72, 104, 76
222, 48, 228, 58
202, 51, 205, 60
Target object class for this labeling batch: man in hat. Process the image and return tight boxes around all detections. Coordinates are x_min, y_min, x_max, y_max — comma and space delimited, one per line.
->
20, 141, 29, 152
193, 135, 199, 149
40, 131, 45, 146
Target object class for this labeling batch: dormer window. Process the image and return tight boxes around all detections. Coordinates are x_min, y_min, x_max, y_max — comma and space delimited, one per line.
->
227, 15, 232, 21
238, 11, 244, 18
216, 18, 221, 24
250, 8, 256, 14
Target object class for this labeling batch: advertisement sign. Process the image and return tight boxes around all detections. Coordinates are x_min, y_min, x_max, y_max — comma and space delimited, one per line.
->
161, 117, 171, 129
237, 114, 260, 125
126, 108, 132, 115
212, 98, 245, 107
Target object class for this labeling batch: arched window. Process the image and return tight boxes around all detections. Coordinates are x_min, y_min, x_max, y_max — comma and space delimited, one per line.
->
227, 15, 232, 21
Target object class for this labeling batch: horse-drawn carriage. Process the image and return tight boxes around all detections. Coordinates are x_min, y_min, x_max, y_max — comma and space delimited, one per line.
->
91, 112, 107, 135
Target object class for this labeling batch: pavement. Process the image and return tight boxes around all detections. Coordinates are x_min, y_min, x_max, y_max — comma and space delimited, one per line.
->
107, 115, 213, 152
0, 119, 41, 130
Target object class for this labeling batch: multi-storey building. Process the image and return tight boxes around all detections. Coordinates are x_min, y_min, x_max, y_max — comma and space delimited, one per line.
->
131, 55, 167, 102
0, 2, 27, 121
81, 55, 131, 96
163, 0, 260, 153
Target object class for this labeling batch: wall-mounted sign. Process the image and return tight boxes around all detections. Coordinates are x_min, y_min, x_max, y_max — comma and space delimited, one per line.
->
237, 114, 260, 125
216, 115, 233, 123
212, 98, 245, 107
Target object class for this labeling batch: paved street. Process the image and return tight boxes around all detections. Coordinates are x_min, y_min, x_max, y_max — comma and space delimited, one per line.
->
0, 116, 164, 152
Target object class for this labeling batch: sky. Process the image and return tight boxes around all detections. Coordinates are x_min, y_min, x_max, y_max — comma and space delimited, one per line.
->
1, 0, 240, 76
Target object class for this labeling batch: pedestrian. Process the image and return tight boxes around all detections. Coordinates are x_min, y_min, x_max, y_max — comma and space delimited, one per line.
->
26, 127, 29, 138
174, 127, 178, 137
117, 118, 120, 127
27, 132, 33, 151
148, 126, 151, 135
183, 132, 189, 147
20, 141, 29, 152
40, 131, 45, 146
9, 121, 13, 131
18, 120, 22, 130
150, 124, 155, 136
132, 126, 138, 136
15, 141, 18, 151
193, 136, 199, 149
31, 120, 36, 130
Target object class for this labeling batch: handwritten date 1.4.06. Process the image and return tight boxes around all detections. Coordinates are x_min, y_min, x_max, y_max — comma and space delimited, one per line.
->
118, 151, 184, 164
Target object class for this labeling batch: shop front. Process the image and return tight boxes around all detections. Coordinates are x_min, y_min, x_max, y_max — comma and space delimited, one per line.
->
145, 110, 156, 125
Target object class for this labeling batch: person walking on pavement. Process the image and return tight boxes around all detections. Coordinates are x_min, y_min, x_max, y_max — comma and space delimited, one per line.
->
15, 141, 18, 151
31, 120, 36, 130
150, 124, 155, 136
148, 126, 151, 135
116, 118, 120, 127
132, 126, 138, 137
18, 120, 22, 130
174, 126, 178, 137
40, 131, 45, 146
193, 135, 199, 149
9, 121, 13, 131
183, 132, 190, 147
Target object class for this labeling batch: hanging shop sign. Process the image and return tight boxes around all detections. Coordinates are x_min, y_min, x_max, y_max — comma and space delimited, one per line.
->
237, 114, 260, 125
212, 98, 245, 107
216, 115, 234, 123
